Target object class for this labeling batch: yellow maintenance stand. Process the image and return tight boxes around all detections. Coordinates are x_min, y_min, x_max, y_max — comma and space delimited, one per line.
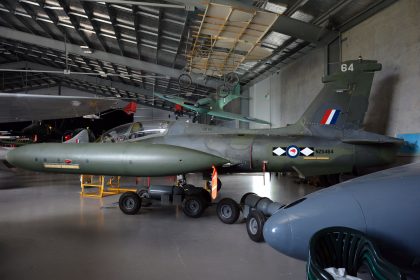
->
80, 175, 137, 198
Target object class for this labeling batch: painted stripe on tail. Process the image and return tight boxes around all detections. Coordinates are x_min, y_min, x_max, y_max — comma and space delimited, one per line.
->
320, 109, 341, 125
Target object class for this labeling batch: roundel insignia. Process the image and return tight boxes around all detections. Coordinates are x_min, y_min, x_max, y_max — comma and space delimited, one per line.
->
286, 145, 300, 158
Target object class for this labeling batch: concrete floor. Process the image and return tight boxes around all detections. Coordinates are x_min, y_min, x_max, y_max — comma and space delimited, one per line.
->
0, 170, 318, 280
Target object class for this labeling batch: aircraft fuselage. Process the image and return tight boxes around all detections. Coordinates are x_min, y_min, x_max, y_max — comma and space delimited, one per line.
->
5, 127, 397, 178
141, 129, 397, 177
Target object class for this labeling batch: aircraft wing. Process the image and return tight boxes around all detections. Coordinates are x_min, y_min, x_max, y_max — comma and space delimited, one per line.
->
0, 93, 122, 123
341, 138, 404, 145
207, 110, 271, 125
154, 93, 192, 106
154, 93, 208, 114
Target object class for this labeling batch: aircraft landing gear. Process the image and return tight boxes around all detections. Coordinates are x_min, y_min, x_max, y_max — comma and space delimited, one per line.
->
182, 184, 211, 218
209, 116, 215, 125
183, 195, 206, 218
216, 193, 285, 242
216, 198, 240, 224
119, 191, 142, 215
246, 210, 266, 242
192, 113, 199, 123
138, 189, 152, 207
118, 184, 211, 218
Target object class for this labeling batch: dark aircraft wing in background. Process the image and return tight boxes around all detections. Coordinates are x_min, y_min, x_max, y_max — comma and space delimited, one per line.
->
0, 93, 122, 123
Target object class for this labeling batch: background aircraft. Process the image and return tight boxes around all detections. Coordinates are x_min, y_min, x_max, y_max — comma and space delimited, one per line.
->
0, 93, 127, 123
154, 85, 271, 125
263, 162, 420, 276
6, 59, 403, 189
0, 94, 136, 142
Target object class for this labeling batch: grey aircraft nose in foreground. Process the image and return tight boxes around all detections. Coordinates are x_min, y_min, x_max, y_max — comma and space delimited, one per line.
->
263, 162, 420, 267
6, 59, 403, 183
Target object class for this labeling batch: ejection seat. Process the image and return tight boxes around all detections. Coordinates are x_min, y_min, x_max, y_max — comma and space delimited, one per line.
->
307, 227, 406, 280
128, 122, 143, 139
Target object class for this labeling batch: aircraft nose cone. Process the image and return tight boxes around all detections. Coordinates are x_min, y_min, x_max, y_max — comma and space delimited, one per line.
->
5, 147, 18, 166
263, 211, 293, 256
0, 147, 11, 161
5, 145, 32, 169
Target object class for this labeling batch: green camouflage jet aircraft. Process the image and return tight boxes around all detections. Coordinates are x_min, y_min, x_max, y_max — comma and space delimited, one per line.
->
6, 59, 403, 188
154, 85, 271, 125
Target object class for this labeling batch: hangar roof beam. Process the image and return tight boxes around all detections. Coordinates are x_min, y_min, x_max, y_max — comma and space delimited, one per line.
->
0, 61, 157, 98
81, 0, 338, 44
0, 26, 222, 88
193, 0, 340, 44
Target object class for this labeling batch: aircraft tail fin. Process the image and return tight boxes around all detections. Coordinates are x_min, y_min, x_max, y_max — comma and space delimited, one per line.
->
297, 58, 381, 130
123, 102, 137, 115
64, 129, 90, 143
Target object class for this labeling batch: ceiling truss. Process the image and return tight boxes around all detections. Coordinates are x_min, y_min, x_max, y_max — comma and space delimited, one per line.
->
0, 0, 396, 112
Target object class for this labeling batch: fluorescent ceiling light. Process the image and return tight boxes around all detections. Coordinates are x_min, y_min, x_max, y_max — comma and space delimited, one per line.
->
19, 0, 40, 6
14, 11, 31, 18
264, 2, 287, 14
290, 10, 314, 22
263, 31, 291, 48
44, 5, 63, 10
58, 22, 75, 29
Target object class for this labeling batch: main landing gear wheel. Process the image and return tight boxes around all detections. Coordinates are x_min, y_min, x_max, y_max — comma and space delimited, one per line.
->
246, 210, 266, 242
183, 195, 205, 218
216, 198, 240, 224
119, 192, 142, 215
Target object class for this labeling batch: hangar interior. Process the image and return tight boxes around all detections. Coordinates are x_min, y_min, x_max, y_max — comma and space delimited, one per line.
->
0, 0, 419, 279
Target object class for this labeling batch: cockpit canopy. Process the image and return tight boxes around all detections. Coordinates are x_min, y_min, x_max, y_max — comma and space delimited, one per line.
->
97, 121, 169, 143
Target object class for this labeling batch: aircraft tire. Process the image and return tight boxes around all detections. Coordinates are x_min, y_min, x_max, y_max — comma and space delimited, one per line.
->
216, 198, 240, 224
240, 192, 256, 205
183, 195, 205, 218
119, 192, 142, 215
246, 210, 266, 242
